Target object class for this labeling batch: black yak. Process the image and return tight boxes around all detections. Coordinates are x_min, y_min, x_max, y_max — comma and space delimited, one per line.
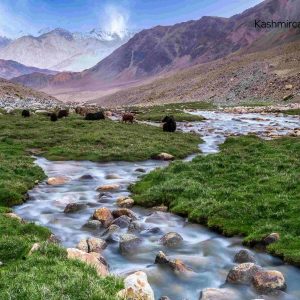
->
162, 115, 176, 132
122, 113, 134, 123
85, 111, 105, 120
21, 110, 30, 118
57, 109, 69, 119
50, 113, 58, 122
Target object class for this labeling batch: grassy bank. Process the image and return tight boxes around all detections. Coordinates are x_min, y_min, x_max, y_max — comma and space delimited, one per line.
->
131, 136, 300, 265
133, 101, 213, 122
0, 112, 200, 299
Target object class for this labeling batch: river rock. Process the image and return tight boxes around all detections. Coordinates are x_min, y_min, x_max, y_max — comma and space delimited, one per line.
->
152, 152, 175, 161
155, 251, 192, 274
160, 232, 183, 247
200, 288, 241, 300
93, 207, 113, 227
77, 237, 107, 253
119, 233, 142, 254
79, 174, 94, 180
159, 297, 170, 300
83, 220, 102, 229
96, 184, 120, 191
263, 233, 280, 246
105, 174, 121, 179
114, 215, 132, 228
112, 208, 137, 220
47, 234, 61, 244
47, 177, 69, 185
64, 202, 87, 213
5, 212, 23, 222
152, 205, 168, 212
252, 270, 286, 294
226, 263, 262, 285
67, 248, 108, 276
135, 168, 146, 173
116, 196, 134, 208
234, 249, 256, 263
102, 224, 121, 243
117, 271, 155, 300
128, 221, 145, 233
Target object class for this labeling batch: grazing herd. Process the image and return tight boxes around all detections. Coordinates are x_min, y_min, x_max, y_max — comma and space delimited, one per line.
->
20, 108, 177, 132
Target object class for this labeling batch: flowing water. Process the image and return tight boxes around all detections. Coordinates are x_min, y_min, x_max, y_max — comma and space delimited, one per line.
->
15, 111, 300, 300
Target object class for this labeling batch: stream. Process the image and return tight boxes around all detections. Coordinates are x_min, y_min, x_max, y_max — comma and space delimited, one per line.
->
15, 111, 300, 300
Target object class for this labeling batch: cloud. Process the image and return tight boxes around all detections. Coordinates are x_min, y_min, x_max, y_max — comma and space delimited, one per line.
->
0, 1, 37, 38
100, 4, 130, 38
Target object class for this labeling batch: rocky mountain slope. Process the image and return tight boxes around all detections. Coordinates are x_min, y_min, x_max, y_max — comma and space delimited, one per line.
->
0, 59, 57, 79
0, 78, 61, 110
0, 28, 133, 72
92, 40, 300, 106
0, 36, 11, 48
10, 0, 300, 105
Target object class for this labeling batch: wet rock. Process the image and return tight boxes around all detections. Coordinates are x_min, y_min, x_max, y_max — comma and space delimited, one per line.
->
252, 270, 286, 294
200, 288, 241, 300
112, 208, 137, 220
116, 196, 134, 208
234, 249, 256, 264
28, 242, 41, 255
105, 174, 121, 179
5, 212, 23, 222
77, 237, 107, 253
263, 233, 280, 246
152, 205, 168, 212
96, 184, 120, 191
102, 224, 121, 243
155, 251, 192, 274
159, 297, 170, 300
93, 207, 113, 227
144, 227, 162, 234
83, 220, 102, 230
111, 215, 131, 228
135, 168, 146, 173
117, 271, 154, 300
79, 174, 94, 180
152, 152, 174, 161
64, 202, 87, 213
160, 232, 183, 247
67, 248, 108, 276
119, 233, 142, 254
226, 263, 262, 285
128, 221, 145, 233
47, 177, 69, 185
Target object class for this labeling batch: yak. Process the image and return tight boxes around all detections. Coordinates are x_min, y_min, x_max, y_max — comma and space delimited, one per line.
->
85, 111, 105, 120
21, 110, 30, 118
50, 113, 58, 122
122, 113, 134, 123
57, 109, 69, 119
162, 115, 176, 132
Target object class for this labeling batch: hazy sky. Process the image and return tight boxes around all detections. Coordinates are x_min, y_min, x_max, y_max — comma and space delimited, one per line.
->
0, 0, 264, 38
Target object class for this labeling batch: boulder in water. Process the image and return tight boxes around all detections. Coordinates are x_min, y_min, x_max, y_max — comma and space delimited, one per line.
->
93, 207, 113, 227
116, 196, 134, 208
112, 208, 137, 220
252, 270, 286, 294
234, 249, 256, 264
226, 263, 262, 285
160, 232, 183, 247
64, 202, 87, 213
117, 271, 155, 300
111, 215, 131, 228
152, 152, 174, 161
47, 177, 69, 185
200, 288, 241, 300
119, 233, 142, 254
96, 184, 120, 191
77, 237, 107, 253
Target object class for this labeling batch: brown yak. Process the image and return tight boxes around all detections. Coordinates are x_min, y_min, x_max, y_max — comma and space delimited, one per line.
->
122, 113, 134, 123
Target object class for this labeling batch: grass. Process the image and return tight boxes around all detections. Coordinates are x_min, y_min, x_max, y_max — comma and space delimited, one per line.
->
0, 112, 200, 299
283, 109, 300, 116
133, 101, 213, 122
131, 135, 300, 265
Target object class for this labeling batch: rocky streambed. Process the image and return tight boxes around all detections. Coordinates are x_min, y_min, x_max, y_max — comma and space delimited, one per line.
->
15, 111, 300, 300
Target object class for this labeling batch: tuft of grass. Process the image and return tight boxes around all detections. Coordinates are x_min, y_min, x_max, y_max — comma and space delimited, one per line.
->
283, 109, 300, 116
133, 102, 212, 122
131, 136, 300, 265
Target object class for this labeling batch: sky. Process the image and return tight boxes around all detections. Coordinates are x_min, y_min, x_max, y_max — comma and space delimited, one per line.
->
0, 0, 264, 38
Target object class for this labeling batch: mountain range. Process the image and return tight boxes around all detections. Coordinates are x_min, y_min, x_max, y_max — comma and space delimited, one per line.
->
0, 28, 134, 72
7, 0, 300, 106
